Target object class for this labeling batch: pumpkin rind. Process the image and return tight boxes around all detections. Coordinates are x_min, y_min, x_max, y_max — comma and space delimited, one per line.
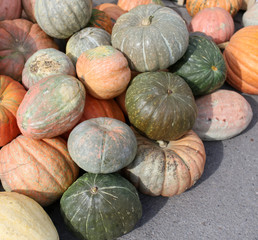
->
111, 4, 189, 72
117, 0, 164, 12
0, 0, 22, 20
242, 3, 258, 27
21, 0, 36, 22
60, 172, 142, 240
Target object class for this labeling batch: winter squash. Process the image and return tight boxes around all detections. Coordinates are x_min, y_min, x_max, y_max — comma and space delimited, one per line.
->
17, 74, 86, 139
192, 90, 253, 141
76, 45, 131, 99
0, 136, 79, 206
186, 0, 243, 17
242, 3, 258, 27
0, 0, 22, 20
0, 75, 26, 147
111, 4, 189, 72
21, 0, 36, 22
0, 192, 59, 240
22, 48, 76, 89
223, 26, 258, 94
115, 90, 128, 117
123, 129, 206, 197
189, 7, 235, 44
67, 117, 137, 173
66, 27, 111, 66
117, 0, 164, 12
169, 33, 227, 96
125, 71, 197, 141
0, 19, 58, 81
60, 172, 142, 240
35, 0, 92, 39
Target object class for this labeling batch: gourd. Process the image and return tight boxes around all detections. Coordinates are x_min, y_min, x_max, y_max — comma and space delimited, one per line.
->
0, 0, 22, 20
117, 0, 164, 11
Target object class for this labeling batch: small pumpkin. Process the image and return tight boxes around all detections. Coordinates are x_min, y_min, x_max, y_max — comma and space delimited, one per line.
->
60, 172, 142, 240
0, 0, 22, 20
242, 3, 258, 27
21, 0, 36, 22
117, 0, 164, 11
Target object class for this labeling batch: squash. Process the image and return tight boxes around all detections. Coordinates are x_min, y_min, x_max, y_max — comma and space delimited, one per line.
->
192, 89, 253, 141
0, 192, 59, 240
76, 45, 131, 99
21, 0, 36, 22
242, 3, 258, 27
117, 0, 164, 12
0, 0, 22, 20
169, 33, 227, 96
67, 117, 137, 174
60, 172, 142, 240
34, 0, 92, 39
0, 135, 79, 206
22, 48, 76, 89
111, 4, 189, 72
0, 75, 26, 147
17, 74, 86, 139
123, 129, 206, 197
223, 26, 258, 94
0, 19, 58, 81
125, 71, 197, 141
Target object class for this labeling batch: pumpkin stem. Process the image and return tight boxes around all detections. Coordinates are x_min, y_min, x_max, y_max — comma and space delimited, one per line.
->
90, 186, 98, 194
141, 15, 154, 26
167, 89, 173, 94
157, 140, 168, 148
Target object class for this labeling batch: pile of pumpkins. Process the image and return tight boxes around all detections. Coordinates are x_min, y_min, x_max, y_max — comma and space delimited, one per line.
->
0, 0, 257, 239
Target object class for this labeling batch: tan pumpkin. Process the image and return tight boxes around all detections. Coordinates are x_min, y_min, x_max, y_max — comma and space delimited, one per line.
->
242, 3, 258, 27
117, 0, 164, 12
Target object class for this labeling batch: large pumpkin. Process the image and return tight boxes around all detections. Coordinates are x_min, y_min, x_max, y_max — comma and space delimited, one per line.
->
0, 75, 26, 147
35, 0, 92, 39
123, 129, 206, 197
223, 26, 258, 94
111, 4, 189, 72
0, 0, 22, 20
60, 172, 142, 240
0, 136, 79, 206
117, 0, 164, 11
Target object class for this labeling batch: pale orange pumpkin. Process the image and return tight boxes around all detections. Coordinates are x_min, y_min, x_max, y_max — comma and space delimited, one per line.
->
117, 0, 164, 12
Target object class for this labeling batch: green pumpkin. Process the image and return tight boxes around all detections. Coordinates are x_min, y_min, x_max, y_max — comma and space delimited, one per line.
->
169, 33, 227, 96
125, 71, 197, 141
60, 172, 142, 240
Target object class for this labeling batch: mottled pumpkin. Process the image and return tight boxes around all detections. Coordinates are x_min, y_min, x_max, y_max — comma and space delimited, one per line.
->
0, 0, 22, 20
117, 0, 164, 11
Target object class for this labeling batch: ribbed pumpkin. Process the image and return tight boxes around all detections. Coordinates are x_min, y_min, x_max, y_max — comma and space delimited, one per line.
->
21, 0, 36, 22
76, 45, 131, 99
223, 26, 258, 94
35, 0, 92, 39
117, 0, 164, 11
17, 74, 86, 139
125, 72, 197, 141
111, 4, 189, 72
22, 48, 76, 89
0, 19, 58, 81
0, 192, 59, 240
60, 172, 142, 240
242, 3, 258, 27
0, 0, 22, 20
186, 0, 243, 17
123, 129, 206, 197
0, 75, 26, 147
0, 136, 79, 206
67, 117, 137, 174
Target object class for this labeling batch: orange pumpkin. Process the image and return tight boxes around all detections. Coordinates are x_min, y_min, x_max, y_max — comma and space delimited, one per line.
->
0, 75, 26, 147
117, 0, 164, 12
223, 26, 258, 94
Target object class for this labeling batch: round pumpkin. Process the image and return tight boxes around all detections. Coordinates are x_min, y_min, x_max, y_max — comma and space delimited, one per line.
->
169, 33, 227, 96
0, 136, 79, 206
17, 74, 86, 139
67, 117, 137, 174
111, 4, 189, 72
0, 0, 22, 20
0, 75, 26, 147
123, 129, 206, 197
21, 0, 36, 22
242, 3, 258, 27
60, 172, 142, 240
0, 192, 59, 240
125, 71, 197, 141
22, 48, 76, 89
117, 0, 164, 11
0, 19, 58, 81
223, 26, 258, 94
35, 0, 92, 39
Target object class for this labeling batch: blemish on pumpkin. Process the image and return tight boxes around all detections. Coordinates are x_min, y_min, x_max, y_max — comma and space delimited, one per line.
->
30, 55, 61, 73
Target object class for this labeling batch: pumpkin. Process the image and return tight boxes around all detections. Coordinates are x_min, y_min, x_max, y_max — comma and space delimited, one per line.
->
21, 0, 36, 22
0, 136, 79, 206
22, 48, 76, 89
242, 3, 258, 27
0, 75, 26, 147
186, 0, 243, 17
67, 117, 137, 174
35, 0, 92, 39
60, 172, 142, 240
169, 33, 227, 96
0, 192, 59, 240
247, 0, 256, 9
66, 27, 111, 66
17, 74, 86, 139
223, 26, 258, 94
117, 0, 164, 11
111, 4, 189, 72
0, 19, 58, 81
76, 45, 131, 99
189, 7, 235, 44
125, 71, 197, 141
192, 89, 253, 141
0, 0, 22, 20
123, 129, 206, 197
115, 89, 128, 117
